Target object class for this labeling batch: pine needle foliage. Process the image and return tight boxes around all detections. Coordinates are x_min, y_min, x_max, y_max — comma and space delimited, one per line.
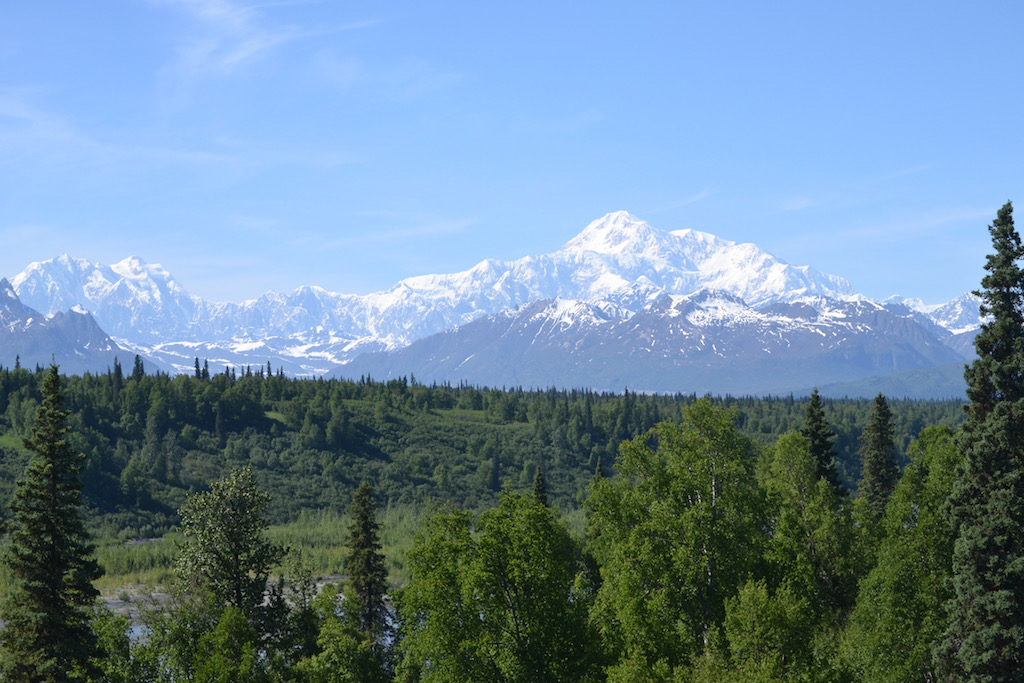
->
532, 468, 548, 506
857, 393, 898, 523
800, 388, 842, 493
346, 482, 389, 639
939, 201, 1024, 678
0, 365, 101, 682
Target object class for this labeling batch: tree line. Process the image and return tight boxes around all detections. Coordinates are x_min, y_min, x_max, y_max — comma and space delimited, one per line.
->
0, 358, 963, 538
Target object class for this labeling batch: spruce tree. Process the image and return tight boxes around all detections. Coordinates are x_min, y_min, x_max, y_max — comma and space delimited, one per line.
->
346, 483, 389, 639
0, 365, 101, 681
131, 354, 145, 381
800, 388, 842, 492
532, 467, 548, 506
939, 201, 1024, 677
857, 393, 898, 523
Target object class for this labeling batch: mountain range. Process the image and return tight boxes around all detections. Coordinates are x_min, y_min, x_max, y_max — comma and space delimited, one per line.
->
2, 212, 981, 397
0, 278, 142, 375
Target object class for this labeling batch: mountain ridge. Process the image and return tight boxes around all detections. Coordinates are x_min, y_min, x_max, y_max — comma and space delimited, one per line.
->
6, 212, 981, 393
0, 277, 153, 374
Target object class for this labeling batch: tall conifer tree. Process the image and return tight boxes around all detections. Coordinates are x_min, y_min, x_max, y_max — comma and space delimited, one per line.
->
857, 393, 898, 523
347, 483, 389, 639
0, 365, 101, 681
939, 201, 1024, 677
800, 388, 842, 492
532, 467, 548, 506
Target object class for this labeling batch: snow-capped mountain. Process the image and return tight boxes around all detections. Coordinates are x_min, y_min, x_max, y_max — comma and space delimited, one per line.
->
9, 212, 863, 373
6, 211, 979, 394
894, 292, 982, 335
0, 278, 144, 374
342, 291, 966, 396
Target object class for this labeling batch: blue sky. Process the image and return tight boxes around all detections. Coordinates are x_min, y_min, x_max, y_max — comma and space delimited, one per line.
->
1, 1, 1021, 304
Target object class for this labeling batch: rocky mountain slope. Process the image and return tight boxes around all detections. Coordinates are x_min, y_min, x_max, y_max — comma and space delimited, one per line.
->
342, 291, 966, 396
0, 279, 142, 374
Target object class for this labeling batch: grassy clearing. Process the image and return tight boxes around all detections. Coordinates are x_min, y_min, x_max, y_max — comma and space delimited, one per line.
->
0, 432, 26, 452
5, 501, 584, 597
91, 502, 430, 592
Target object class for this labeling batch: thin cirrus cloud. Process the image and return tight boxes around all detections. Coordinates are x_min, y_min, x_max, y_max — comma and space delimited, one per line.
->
0, 88, 361, 175
647, 189, 715, 214
315, 54, 464, 100
833, 207, 994, 244
0, 89, 241, 170
774, 196, 818, 213
155, 0, 388, 77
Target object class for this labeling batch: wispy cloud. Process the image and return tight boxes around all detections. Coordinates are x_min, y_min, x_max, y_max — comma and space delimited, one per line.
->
156, 0, 386, 77
774, 196, 818, 213
767, 163, 934, 216
316, 54, 463, 100
226, 214, 281, 236
0, 89, 242, 169
647, 189, 715, 214
0, 89, 359, 174
834, 207, 994, 243
155, 0, 302, 74
0, 89, 95, 163
871, 163, 933, 184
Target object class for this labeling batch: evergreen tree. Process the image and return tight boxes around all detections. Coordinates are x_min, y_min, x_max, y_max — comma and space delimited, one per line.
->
841, 426, 958, 680
132, 354, 145, 381
111, 356, 123, 402
857, 393, 898, 523
346, 483, 389, 640
762, 431, 860, 619
532, 467, 548, 506
939, 201, 1024, 677
0, 365, 101, 681
800, 388, 842, 492
194, 357, 201, 379
488, 453, 501, 492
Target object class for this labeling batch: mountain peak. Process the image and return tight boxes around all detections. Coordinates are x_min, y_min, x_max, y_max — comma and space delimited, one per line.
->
560, 211, 668, 256
111, 256, 173, 282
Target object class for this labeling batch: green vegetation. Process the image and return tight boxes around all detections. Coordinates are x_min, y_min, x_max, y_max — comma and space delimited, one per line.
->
18, 206, 1024, 680
0, 366, 102, 681
0, 364, 965, 539
940, 200, 1024, 677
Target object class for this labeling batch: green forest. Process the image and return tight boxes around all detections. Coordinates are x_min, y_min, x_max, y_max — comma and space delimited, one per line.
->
1, 204, 1023, 680
0, 360, 964, 536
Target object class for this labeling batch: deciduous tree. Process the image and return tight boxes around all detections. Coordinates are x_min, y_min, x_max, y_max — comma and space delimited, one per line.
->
399, 494, 598, 681
841, 426, 957, 681
587, 400, 765, 679
176, 467, 285, 626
